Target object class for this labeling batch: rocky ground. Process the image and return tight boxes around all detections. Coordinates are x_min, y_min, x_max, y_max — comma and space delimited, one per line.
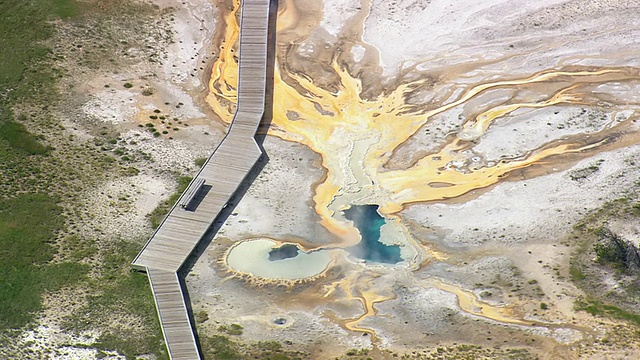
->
12, 0, 640, 359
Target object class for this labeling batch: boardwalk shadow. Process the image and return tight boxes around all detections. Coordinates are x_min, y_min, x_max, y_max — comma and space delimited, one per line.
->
255, 0, 278, 145
183, 185, 212, 211
178, 0, 279, 354
180, 0, 278, 276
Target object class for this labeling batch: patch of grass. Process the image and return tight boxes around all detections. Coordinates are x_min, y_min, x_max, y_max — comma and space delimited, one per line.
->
62, 239, 167, 359
575, 299, 640, 327
268, 355, 292, 360
568, 193, 640, 322
194, 157, 208, 167
0, 194, 88, 331
200, 334, 300, 360
256, 341, 282, 352
569, 160, 604, 181
218, 323, 243, 336
592, 227, 640, 273
148, 176, 192, 228
0, 0, 175, 357
631, 203, 640, 216
0, 0, 98, 335
195, 310, 209, 324
202, 335, 242, 360
0, 2, 48, 86
84, 272, 166, 359
51, 0, 79, 18
62, 235, 99, 262
94, 329, 165, 360
0, 0, 81, 104
569, 265, 586, 281
0, 119, 50, 155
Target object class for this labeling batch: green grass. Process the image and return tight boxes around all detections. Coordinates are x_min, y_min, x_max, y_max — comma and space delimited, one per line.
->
218, 323, 243, 336
576, 299, 640, 327
0, 119, 50, 155
195, 157, 208, 167
200, 334, 300, 360
0, 0, 88, 334
569, 265, 586, 281
0, 2, 51, 88
51, 0, 79, 18
83, 271, 167, 359
0, 0, 173, 357
62, 239, 167, 359
0, 194, 88, 331
148, 176, 192, 228
0, 0, 79, 102
202, 335, 242, 360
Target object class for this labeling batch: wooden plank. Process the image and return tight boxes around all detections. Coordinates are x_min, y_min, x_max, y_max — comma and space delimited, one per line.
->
132, 0, 272, 358
147, 269, 201, 360
179, 178, 205, 210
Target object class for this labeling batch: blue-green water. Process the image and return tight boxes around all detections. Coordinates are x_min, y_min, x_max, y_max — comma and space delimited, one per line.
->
343, 205, 402, 264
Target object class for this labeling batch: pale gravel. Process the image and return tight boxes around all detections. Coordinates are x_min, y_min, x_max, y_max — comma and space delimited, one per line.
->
320, 0, 362, 37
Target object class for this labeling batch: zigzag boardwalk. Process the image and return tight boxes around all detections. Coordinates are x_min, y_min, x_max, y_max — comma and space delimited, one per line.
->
131, 0, 272, 358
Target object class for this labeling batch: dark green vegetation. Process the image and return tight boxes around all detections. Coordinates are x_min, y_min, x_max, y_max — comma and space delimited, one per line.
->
334, 344, 534, 360
62, 239, 167, 359
570, 190, 640, 328
200, 334, 305, 360
199, 332, 535, 360
0, 120, 50, 155
0, 0, 83, 333
218, 323, 244, 336
592, 227, 640, 273
0, 0, 76, 97
195, 156, 208, 167
0, 0, 309, 357
575, 299, 640, 327
569, 159, 604, 181
0, 0, 168, 358
0, 0, 79, 196
0, 194, 88, 330
148, 176, 192, 228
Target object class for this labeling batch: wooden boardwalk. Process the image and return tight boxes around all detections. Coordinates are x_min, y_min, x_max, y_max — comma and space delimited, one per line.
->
132, 0, 272, 358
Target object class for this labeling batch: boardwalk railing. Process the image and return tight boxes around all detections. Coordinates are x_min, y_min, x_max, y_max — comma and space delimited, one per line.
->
131, 0, 273, 358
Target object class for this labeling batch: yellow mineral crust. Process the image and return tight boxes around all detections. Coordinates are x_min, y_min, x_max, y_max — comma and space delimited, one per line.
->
206, 7, 637, 240
427, 278, 537, 326
206, 0, 640, 337
323, 272, 396, 338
